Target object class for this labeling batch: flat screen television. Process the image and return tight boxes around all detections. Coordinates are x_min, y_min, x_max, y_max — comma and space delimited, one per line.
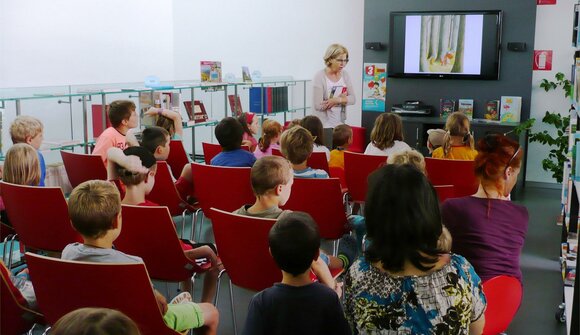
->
388, 10, 502, 80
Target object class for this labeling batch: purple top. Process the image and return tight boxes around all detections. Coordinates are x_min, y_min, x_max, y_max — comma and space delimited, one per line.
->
441, 196, 528, 283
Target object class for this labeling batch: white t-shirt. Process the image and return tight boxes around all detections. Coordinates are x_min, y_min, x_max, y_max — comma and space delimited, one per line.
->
364, 140, 412, 157
317, 76, 347, 128
313, 144, 331, 160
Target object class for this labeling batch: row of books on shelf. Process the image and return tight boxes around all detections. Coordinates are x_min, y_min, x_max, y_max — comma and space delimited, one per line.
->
439, 96, 521, 122
562, 234, 578, 287
249, 86, 289, 114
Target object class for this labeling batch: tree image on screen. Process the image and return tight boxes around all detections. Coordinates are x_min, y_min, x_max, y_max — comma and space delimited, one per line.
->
420, 15, 465, 73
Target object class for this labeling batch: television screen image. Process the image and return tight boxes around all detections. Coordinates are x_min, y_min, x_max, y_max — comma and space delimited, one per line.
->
389, 10, 502, 80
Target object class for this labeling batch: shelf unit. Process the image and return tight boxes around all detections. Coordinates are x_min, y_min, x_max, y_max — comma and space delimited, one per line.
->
0, 77, 311, 160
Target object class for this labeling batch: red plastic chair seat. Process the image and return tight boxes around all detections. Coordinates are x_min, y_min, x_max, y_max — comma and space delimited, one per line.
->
344, 151, 386, 203
425, 158, 478, 197
349, 126, 366, 153
434, 185, 456, 203
481, 275, 523, 335
166, 140, 190, 179
61, 150, 107, 188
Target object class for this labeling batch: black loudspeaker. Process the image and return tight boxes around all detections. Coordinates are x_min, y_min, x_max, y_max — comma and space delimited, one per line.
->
507, 42, 527, 52
365, 42, 385, 51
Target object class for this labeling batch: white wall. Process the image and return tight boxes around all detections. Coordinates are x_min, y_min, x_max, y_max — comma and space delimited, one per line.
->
528, 0, 577, 184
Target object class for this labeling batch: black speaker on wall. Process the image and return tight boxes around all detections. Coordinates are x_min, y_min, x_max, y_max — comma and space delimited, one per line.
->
365, 42, 385, 51
507, 42, 527, 52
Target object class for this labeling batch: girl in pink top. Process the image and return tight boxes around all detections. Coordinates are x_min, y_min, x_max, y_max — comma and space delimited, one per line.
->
239, 112, 259, 152
254, 119, 282, 159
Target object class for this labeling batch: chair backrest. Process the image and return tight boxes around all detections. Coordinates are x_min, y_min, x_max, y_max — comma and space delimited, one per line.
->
1, 261, 43, 335
349, 126, 366, 153
424, 158, 478, 197
60, 150, 107, 188
329, 166, 347, 190
115, 205, 197, 282
190, 163, 254, 218
0, 182, 81, 252
482, 275, 523, 335
25, 253, 179, 335
344, 151, 386, 203
202, 142, 222, 165
147, 161, 190, 216
166, 140, 190, 179
281, 178, 348, 240
272, 148, 329, 173
433, 185, 456, 203
209, 208, 280, 291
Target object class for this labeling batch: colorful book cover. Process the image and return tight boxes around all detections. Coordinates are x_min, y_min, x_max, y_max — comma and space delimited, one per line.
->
439, 99, 456, 119
484, 100, 500, 121
228, 95, 243, 116
139, 91, 163, 127
362, 63, 387, 112
458, 99, 474, 120
242, 66, 252, 82
329, 86, 347, 99
500, 96, 522, 122
200, 61, 222, 83
193, 100, 209, 123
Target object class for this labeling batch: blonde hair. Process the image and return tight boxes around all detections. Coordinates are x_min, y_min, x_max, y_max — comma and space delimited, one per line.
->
51, 307, 141, 335
68, 180, 121, 239
10, 115, 43, 144
251, 156, 293, 196
437, 225, 452, 253
258, 119, 282, 153
387, 150, 426, 175
3, 143, 41, 186
370, 113, 404, 150
280, 126, 314, 165
442, 112, 474, 156
323, 44, 349, 67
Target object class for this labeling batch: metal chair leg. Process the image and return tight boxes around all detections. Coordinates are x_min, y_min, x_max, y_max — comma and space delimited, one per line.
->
197, 212, 206, 242
41, 326, 51, 335
181, 209, 188, 239
215, 268, 227, 307
7, 235, 18, 269
229, 279, 238, 335
190, 272, 197, 301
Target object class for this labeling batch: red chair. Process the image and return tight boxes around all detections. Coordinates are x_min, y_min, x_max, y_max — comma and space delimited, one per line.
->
25, 253, 181, 335
329, 166, 347, 190
115, 205, 209, 296
424, 157, 478, 197
147, 161, 199, 237
482, 275, 523, 335
272, 148, 329, 173
166, 140, 190, 179
1, 261, 43, 335
349, 126, 366, 153
281, 178, 349, 254
0, 182, 81, 253
60, 150, 107, 188
433, 185, 456, 203
344, 151, 386, 204
202, 142, 250, 165
190, 163, 255, 239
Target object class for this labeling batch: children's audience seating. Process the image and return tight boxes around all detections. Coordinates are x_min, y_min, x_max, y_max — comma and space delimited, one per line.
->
60, 150, 107, 188
166, 140, 190, 179
272, 148, 330, 173
25, 252, 181, 335
481, 275, 523, 335
190, 163, 254, 240
424, 157, 478, 198
1, 262, 43, 335
344, 151, 386, 204
0, 182, 81, 253
349, 126, 366, 153
114, 205, 210, 296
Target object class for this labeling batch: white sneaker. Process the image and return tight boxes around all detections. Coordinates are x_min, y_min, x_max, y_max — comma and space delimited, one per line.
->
170, 291, 192, 304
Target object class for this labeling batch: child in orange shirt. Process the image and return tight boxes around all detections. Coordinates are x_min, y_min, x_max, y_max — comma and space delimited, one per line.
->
432, 112, 478, 160
328, 124, 353, 170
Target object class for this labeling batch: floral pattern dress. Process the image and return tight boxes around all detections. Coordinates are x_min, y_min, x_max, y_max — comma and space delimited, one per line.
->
345, 254, 486, 335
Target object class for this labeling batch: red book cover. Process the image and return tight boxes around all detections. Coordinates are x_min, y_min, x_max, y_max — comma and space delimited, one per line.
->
228, 95, 243, 116
266, 87, 273, 113
91, 104, 111, 138
193, 100, 209, 123
183, 101, 194, 121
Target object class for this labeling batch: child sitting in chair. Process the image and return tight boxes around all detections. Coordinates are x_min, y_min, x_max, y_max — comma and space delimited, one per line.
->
211, 117, 256, 167
280, 126, 328, 179
329, 124, 353, 170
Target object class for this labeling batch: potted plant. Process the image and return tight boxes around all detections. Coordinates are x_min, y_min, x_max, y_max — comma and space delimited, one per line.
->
515, 72, 572, 183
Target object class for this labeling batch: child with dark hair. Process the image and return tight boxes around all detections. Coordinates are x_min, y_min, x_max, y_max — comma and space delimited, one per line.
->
238, 112, 259, 152
212, 117, 256, 167
329, 124, 353, 170
345, 164, 485, 334
62, 180, 219, 334
301, 115, 330, 159
93, 100, 138, 164
51, 308, 141, 335
242, 212, 351, 335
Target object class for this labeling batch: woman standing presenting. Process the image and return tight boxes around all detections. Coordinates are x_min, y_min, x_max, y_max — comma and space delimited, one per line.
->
312, 44, 356, 129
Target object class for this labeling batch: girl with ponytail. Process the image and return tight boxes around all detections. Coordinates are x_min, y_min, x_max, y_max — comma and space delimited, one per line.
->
432, 112, 477, 160
253, 119, 282, 159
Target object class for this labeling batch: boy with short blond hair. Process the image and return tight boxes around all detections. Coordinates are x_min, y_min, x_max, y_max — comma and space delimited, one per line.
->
93, 100, 138, 164
9, 115, 46, 186
62, 180, 219, 335
329, 124, 353, 170
280, 126, 328, 179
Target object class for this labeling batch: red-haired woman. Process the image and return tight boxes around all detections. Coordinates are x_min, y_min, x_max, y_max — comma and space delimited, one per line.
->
441, 134, 528, 283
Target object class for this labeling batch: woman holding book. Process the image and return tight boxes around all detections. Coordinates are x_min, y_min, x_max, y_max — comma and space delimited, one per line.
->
312, 44, 356, 129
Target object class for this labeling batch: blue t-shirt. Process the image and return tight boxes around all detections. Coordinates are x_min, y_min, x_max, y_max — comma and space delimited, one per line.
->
210, 149, 256, 167
38, 150, 46, 186
293, 167, 329, 179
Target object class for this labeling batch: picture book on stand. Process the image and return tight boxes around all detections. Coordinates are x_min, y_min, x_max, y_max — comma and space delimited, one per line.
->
329, 86, 347, 99
484, 100, 500, 121
242, 66, 252, 82
457, 99, 474, 120
362, 63, 387, 112
228, 95, 243, 117
499, 96, 522, 123
183, 100, 209, 124
439, 99, 456, 119
200, 61, 222, 83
